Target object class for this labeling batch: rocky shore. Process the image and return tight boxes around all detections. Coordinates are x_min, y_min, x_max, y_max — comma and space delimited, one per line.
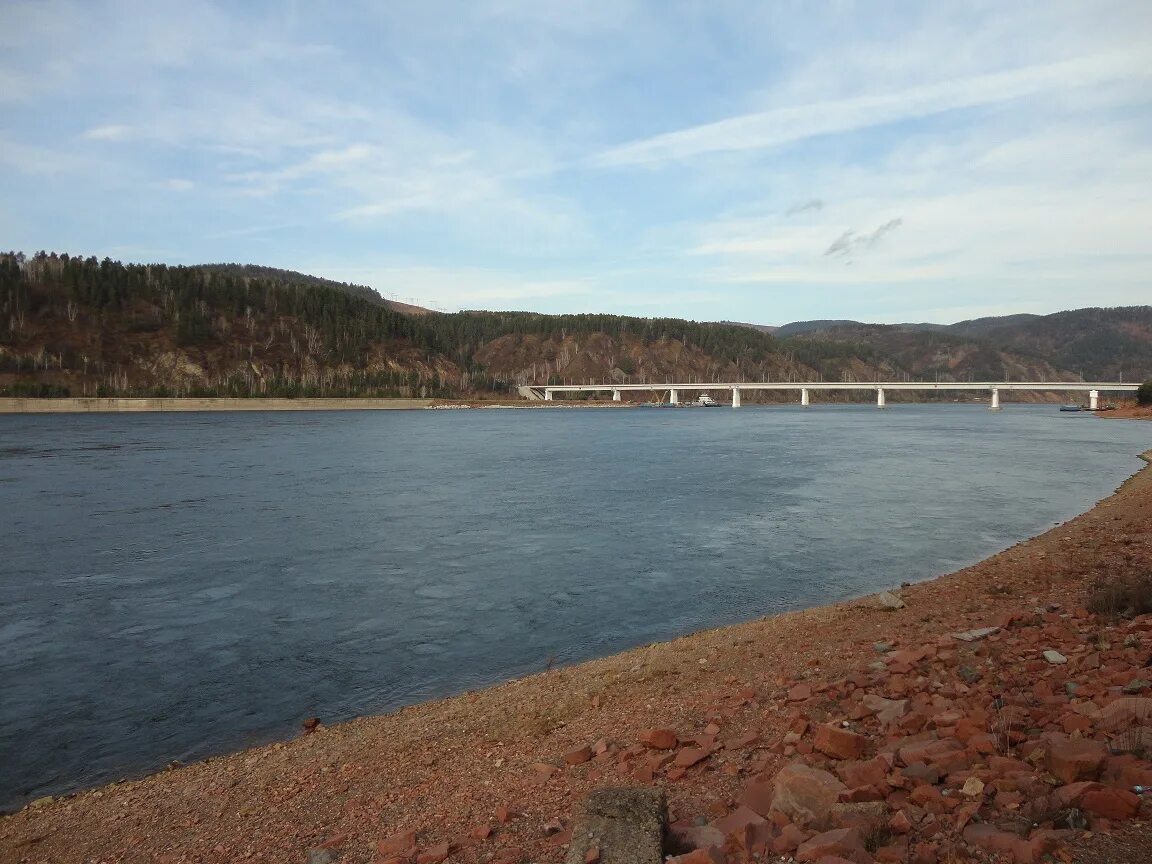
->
2, 451, 1151, 863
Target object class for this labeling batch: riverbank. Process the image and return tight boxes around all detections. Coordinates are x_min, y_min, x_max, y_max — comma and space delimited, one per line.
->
0, 397, 638, 413
3, 456, 1151, 863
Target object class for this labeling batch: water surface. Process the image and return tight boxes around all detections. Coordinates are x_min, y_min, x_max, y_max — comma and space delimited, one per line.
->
1, 404, 1148, 808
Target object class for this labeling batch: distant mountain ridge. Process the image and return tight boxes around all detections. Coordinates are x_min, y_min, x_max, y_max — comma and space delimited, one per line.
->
762, 308, 1152, 381
2, 251, 1149, 399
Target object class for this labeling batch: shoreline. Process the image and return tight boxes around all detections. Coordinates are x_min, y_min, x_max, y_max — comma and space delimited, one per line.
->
3, 448, 1151, 862
0, 397, 639, 413
4, 397, 1141, 414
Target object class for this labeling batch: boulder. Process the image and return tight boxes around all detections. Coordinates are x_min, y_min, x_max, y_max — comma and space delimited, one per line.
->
1080, 788, 1140, 820
771, 763, 849, 829
1046, 738, 1108, 784
876, 592, 906, 610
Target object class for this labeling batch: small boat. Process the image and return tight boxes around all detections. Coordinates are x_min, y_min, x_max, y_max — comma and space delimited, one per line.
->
1059, 404, 1083, 412
693, 394, 719, 407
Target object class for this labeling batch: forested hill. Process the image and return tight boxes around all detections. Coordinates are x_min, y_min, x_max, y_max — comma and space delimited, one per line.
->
1, 251, 1147, 399
772, 308, 1152, 382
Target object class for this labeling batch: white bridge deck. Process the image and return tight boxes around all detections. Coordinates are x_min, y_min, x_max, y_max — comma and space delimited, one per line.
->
520, 382, 1139, 409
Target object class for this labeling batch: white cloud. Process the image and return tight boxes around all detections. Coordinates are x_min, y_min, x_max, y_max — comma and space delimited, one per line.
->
155, 178, 194, 192
82, 124, 134, 142
595, 51, 1151, 167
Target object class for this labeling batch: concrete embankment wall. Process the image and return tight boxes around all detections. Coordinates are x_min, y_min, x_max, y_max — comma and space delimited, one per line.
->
0, 398, 435, 413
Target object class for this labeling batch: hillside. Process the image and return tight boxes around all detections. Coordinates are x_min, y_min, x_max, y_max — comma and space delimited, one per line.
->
773, 308, 1152, 382
2, 251, 1149, 399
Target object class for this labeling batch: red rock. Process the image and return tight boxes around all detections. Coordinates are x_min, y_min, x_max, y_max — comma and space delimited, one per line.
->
1052, 781, 1104, 809
667, 850, 722, 864
795, 827, 867, 863
564, 746, 593, 766
789, 683, 813, 702
674, 747, 710, 768
836, 758, 888, 789
1081, 787, 1140, 820
378, 831, 418, 857
495, 805, 512, 824
897, 737, 963, 767
911, 842, 938, 864
726, 731, 760, 750
469, 825, 492, 840
740, 781, 775, 817
667, 766, 687, 781
416, 843, 450, 864
318, 833, 351, 849
814, 858, 858, 864
889, 811, 913, 834
772, 822, 811, 854
1060, 713, 1093, 734
711, 805, 766, 837
1046, 738, 1108, 784
639, 728, 678, 750
771, 763, 849, 829
839, 786, 885, 803
962, 824, 1021, 857
814, 724, 868, 760
875, 843, 908, 864
584, 846, 600, 864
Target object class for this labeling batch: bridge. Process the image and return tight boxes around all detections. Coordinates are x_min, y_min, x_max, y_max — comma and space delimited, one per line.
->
518, 382, 1140, 409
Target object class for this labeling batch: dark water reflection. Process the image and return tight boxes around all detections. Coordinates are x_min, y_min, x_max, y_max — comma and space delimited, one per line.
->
0, 405, 1148, 808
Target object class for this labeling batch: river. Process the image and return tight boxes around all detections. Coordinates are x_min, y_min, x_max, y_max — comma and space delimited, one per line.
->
0, 404, 1148, 809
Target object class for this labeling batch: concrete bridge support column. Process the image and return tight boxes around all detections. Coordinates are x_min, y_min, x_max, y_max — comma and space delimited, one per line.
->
731, 387, 741, 408
1090, 389, 1099, 410
544, 390, 553, 401
877, 388, 887, 409
990, 388, 1001, 410
669, 389, 680, 405
801, 388, 810, 407
612, 389, 621, 402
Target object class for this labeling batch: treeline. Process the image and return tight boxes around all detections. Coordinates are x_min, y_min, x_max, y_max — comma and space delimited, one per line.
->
5, 250, 1147, 399
1, 251, 808, 397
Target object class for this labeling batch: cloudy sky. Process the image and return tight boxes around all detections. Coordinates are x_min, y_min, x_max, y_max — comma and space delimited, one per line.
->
2, 1, 1150, 324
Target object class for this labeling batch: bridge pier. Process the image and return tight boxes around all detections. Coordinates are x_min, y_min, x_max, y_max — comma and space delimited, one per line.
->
544, 389, 553, 401
801, 388, 810, 407
1090, 389, 1099, 410
612, 389, 621, 402
669, 389, 680, 405
990, 388, 1001, 410
731, 387, 741, 408
876, 387, 886, 409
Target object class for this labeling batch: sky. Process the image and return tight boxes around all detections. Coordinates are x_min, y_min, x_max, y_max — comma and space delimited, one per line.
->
2, 1, 1151, 325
